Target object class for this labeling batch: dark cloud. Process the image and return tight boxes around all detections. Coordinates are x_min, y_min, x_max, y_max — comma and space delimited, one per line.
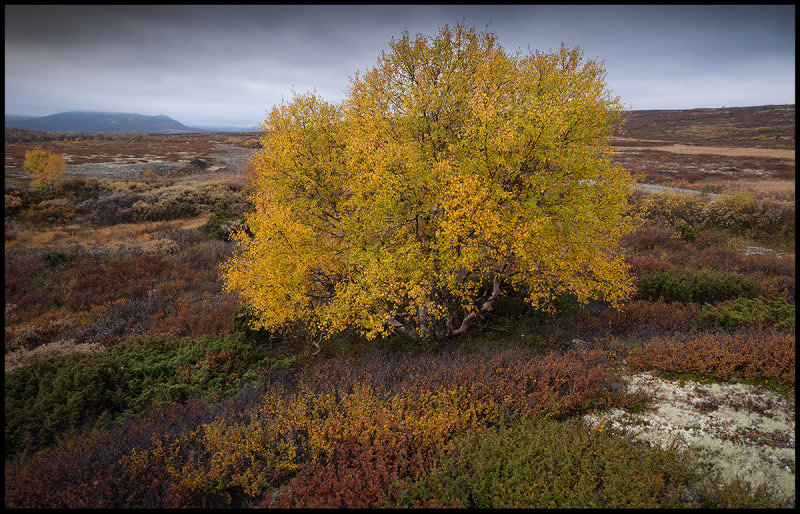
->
4, 5, 795, 127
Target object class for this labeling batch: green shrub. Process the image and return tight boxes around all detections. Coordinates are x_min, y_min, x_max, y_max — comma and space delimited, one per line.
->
4, 333, 270, 455
203, 211, 248, 241
694, 297, 795, 331
638, 271, 758, 304
674, 221, 705, 240
41, 251, 73, 267
400, 415, 783, 508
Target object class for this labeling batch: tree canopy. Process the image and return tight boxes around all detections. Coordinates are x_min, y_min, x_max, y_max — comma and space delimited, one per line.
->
24, 148, 67, 190
223, 23, 637, 348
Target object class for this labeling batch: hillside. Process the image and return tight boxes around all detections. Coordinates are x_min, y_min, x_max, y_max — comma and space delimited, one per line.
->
615, 104, 795, 149
5, 111, 204, 134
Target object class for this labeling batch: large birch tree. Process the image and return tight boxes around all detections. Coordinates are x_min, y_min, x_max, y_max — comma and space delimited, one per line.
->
223, 24, 637, 348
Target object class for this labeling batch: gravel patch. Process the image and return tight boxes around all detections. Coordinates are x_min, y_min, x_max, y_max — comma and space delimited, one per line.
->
584, 371, 795, 502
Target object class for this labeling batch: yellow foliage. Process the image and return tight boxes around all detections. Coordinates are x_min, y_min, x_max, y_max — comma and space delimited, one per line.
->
24, 148, 67, 190
223, 23, 637, 344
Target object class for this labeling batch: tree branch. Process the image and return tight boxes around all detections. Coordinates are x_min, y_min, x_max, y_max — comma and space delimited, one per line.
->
449, 272, 503, 336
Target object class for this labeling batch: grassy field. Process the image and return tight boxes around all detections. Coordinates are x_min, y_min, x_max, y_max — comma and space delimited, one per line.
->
4, 107, 795, 508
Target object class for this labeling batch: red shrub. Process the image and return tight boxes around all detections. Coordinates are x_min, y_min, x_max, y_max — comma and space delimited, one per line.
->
67, 255, 168, 311
147, 292, 238, 338
627, 330, 795, 384
696, 246, 745, 272
277, 430, 436, 508
620, 228, 688, 252
626, 256, 676, 276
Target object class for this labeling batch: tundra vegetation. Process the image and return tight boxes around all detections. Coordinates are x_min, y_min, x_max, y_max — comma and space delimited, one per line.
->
4, 24, 796, 508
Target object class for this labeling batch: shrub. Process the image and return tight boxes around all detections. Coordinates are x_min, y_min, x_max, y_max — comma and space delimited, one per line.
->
640, 191, 708, 226
401, 415, 723, 508
637, 271, 758, 304
4, 395, 220, 508
71, 295, 166, 345
688, 272, 759, 304
696, 246, 744, 272
693, 297, 795, 331
703, 190, 760, 230
75, 190, 140, 225
625, 256, 676, 276
131, 182, 248, 221
564, 299, 701, 340
674, 221, 705, 240
626, 330, 795, 384
203, 211, 249, 241
639, 190, 795, 244
148, 292, 239, 338
5, 193, 23, 215
42, 251, 73, 267
27, 197, 76, 223
4, 333, 268, 455
619, 228, 687, 252
66, 254, 168, 311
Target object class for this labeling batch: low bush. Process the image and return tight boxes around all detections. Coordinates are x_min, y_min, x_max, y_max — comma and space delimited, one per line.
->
626, 330, 795, 385
693, 297, 795, 331
4, 333, 268, 455
27, 198, 76, 224
674, 221, 705, 240
203, 211, 249, 241
563, 299, 701, 340
399, 415, 779, 508
75, 190, 139, 225
5, 193, 23, 216
620, 227, 688, 252
42, 250, 73, 267
637, 270, 758, 304
637, 190, 795, 244
4, 395, 221, 508
147, 292, 239, 338
66, 254, 168, 311
625, 256, 676, 276
131, 182, 248, 221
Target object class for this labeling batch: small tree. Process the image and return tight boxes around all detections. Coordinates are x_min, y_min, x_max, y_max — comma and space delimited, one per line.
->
223, 24, 638, 349
24, 148, 66, 191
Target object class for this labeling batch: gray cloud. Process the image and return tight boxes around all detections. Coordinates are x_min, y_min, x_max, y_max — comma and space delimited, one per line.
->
4, 5, 795, 127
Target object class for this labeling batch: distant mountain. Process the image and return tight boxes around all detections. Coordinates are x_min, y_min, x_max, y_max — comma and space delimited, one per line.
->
5, 114, 39, 123
4, 111, 206, 134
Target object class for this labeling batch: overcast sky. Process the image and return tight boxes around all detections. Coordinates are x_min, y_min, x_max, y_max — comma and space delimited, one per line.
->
4, 4, 796, 128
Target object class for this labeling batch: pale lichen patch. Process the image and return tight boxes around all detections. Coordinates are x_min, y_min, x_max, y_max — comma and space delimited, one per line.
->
585, 372, 795, 502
